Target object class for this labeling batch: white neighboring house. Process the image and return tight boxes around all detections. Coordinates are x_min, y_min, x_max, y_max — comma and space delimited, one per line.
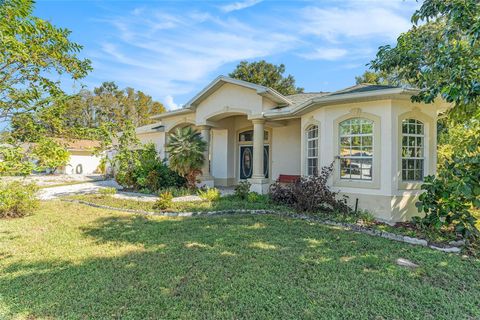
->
56, 139, 103, 175
136, 76, 450, 222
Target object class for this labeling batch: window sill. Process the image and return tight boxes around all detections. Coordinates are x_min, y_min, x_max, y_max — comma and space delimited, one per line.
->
333, 179, 380, 190
398, 181, 423, 190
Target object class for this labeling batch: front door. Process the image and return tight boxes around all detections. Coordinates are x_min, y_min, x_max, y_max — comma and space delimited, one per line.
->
239, 145, 269, 179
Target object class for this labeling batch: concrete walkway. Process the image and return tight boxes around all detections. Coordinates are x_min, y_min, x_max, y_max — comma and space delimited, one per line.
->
38, 180, 203, 203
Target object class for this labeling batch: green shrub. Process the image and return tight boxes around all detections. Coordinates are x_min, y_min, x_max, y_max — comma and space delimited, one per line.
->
416, 155, 480, 243
114, 143, 186, 192
98, 187, 117, 196
153, 191, 173, 211
234, 180, 251, 200
357, 210, 376, 226
0, 182, 39, 218
198, 188, 221, 202
247, 191, 260, 203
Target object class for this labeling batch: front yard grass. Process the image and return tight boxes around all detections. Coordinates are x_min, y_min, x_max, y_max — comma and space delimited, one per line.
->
0, 201, 479, 319
68, 193, 293, 213
68, 193, 477, 245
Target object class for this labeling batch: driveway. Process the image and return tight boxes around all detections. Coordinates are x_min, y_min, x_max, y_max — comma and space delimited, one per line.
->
38, 179, 121, 200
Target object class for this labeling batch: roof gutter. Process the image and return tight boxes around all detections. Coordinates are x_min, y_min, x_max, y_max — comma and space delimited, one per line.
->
257, 88, 292, 106
150, 108, 194, 120
264, 88, 419, 119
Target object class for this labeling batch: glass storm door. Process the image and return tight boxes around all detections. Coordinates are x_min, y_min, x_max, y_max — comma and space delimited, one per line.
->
239, 145, 269, 179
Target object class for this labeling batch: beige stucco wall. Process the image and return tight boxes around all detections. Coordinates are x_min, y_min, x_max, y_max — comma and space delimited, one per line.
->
301, 99, 393, 195
211, 128, 228, 183
137, 131, 166, 159
195, 83, 262, 124
271, 119, 301, 180
300, 98, 439, 222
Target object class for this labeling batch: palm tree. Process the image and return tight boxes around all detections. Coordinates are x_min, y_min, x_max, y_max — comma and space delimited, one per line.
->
165, 127, 206, 189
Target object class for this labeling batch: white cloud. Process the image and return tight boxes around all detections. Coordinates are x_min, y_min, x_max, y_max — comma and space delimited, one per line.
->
220, 0, 262, 13
94, 10, 298, 98
88, 1, 417, 100
299, 48, 347, 61
164, 95, 180, 110
300, 4, 412, 42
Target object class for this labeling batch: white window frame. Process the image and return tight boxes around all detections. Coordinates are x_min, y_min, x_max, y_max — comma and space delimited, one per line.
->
306, 125, 319, 176
339, 118, 374, 181
401, 119, 425, 182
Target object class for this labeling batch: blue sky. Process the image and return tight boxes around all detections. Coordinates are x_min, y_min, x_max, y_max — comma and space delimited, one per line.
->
35, 0, 419, 110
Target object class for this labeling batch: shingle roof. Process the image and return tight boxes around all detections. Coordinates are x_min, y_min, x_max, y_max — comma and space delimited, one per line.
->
285, 92, 330, 107
135, 122, 165, 134
56, 139, 100, 151
328, 83, 399, 96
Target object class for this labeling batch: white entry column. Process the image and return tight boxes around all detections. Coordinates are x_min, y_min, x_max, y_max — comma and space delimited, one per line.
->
198, 125, 214, 188
249, 119, 269, 194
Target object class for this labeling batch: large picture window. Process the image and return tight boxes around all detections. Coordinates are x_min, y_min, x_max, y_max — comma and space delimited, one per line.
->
401, 119, 424, 181
306, 125, 318, 175
339, 118, 373, 180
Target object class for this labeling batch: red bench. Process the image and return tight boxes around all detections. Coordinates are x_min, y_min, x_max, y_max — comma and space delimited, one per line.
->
277, 174, 301, 184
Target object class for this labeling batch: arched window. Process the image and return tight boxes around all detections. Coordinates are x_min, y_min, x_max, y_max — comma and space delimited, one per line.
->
306, 125, 319, 176
339, 118, 373, 180
401, 119, 424, 181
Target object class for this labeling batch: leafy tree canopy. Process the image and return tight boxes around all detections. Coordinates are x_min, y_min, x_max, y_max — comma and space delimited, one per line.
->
0, 145, 34, 176
31, 137, 70, 173
0, 0, 92, 121
8, 82, 166, 142
229, 60, 304, 95
370, 0, 480, 122
355, 70, 405, 86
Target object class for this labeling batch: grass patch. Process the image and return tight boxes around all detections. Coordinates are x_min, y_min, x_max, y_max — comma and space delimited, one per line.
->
66, 193, 474, 245
0, 201, 479, 319
67, 193, 293, 213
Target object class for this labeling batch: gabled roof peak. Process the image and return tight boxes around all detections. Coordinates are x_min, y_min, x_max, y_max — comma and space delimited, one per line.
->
183, 76, 291, 108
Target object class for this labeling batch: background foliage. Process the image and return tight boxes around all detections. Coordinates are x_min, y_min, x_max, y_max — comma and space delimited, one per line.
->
0, 0, 91, 121
229, 60, 304, 95
31, 138, 70, 173
370, 0, 479, 122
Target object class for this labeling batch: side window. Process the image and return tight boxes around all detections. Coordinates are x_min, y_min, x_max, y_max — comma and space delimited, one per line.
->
306, 125, 319, 175
339, 118, 373, 181
401, 119, 424, 181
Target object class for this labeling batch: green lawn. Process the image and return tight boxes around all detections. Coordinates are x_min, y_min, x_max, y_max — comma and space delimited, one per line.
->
68, 193, 293, 213
1, 201, 479, 319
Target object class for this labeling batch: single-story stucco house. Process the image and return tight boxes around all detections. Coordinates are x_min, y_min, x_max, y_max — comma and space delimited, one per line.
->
136, 76, 449, 222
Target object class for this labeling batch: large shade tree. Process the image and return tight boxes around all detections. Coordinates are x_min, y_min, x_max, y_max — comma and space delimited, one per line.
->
229, 60, 303, 95
165, 127, 206, 189
8, 82, 166, 142
370, 0, 479, 122
0, 0, 92, 121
